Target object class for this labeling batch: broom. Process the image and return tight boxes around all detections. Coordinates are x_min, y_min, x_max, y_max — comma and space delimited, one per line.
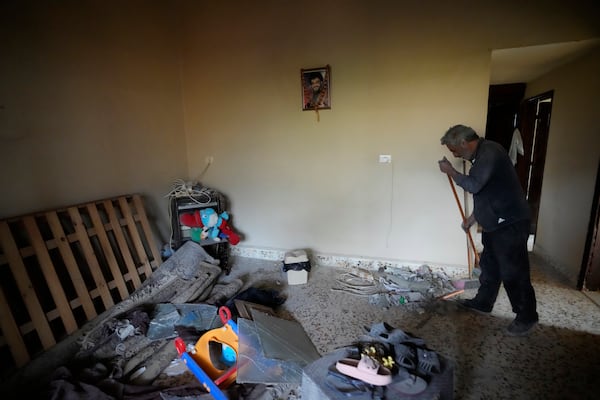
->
447, 175, 481, 288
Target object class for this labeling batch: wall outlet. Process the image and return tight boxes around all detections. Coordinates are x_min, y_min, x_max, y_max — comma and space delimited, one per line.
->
206, 156, 214, 164
379, 154, 392, 163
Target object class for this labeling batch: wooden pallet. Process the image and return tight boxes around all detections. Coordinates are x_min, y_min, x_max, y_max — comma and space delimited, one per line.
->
0, 194, 161, 374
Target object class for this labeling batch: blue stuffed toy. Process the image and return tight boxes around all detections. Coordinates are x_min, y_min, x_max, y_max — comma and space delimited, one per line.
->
199, 208, 229, 240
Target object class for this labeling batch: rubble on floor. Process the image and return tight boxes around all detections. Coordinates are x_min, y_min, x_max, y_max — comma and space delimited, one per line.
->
331, 264, 459, 310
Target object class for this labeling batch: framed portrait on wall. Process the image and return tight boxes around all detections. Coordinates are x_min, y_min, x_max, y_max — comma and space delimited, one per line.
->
301, 65, 331, 111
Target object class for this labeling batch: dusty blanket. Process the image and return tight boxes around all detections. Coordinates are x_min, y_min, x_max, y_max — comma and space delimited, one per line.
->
3, 241, 223, 398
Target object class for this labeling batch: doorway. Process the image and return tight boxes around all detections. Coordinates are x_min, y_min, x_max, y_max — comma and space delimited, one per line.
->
485, 86, 553, 240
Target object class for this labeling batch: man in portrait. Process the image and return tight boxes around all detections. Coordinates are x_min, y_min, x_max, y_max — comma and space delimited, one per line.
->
304, 71, 329, 109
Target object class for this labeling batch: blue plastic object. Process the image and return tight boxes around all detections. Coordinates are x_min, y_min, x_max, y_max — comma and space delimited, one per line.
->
174, 338, 228, 400
221, 343, 236, 366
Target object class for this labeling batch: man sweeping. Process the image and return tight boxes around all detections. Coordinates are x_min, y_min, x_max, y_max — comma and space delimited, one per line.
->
438, 124, 539, 337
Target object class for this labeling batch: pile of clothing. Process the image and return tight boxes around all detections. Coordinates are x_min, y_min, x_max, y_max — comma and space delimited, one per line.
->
327, 322, 441, 398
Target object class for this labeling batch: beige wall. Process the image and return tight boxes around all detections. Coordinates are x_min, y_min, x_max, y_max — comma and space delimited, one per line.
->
1, 1, 599, 274
525, 47, 600, 285
180, 1, 600, 269
180, 1, 490, 267
0, 1, 187, 243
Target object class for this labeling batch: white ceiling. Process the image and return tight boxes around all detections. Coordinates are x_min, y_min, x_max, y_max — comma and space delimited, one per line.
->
490, 38, 600, 85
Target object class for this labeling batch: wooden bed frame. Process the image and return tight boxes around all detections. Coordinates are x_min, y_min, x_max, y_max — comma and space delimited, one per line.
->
0, 194, 162, 379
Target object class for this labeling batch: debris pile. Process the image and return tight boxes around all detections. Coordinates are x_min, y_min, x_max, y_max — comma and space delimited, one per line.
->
332, 265, 457, 310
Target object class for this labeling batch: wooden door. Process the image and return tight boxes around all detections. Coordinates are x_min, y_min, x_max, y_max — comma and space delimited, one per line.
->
579, 159, 600, 290
517, 91, 553, 235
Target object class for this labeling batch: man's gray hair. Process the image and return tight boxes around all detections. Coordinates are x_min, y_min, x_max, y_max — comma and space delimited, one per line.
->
440, 125, 479, 146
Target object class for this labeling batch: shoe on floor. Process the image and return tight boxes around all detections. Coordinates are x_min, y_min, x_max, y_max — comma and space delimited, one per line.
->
505, 319, 538, 337
392, 366, 428, 395
456, 299, 492, 315
335, 354, 393, 386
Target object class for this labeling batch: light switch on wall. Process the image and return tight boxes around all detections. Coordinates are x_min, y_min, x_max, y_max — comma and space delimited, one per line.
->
379, 154, 392, 163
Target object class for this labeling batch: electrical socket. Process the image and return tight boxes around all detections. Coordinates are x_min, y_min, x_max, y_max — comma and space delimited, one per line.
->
379, 154, 392, 163
206, 156, 214, 164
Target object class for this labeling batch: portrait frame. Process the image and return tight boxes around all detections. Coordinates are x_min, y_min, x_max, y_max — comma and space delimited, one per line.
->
301, 65, 331, 111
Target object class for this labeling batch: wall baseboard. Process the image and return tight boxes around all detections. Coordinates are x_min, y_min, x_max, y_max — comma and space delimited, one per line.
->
230, 245, 468, 278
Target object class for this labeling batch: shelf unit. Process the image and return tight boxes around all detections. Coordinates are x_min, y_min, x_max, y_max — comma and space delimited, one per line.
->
169, 188, 232, 273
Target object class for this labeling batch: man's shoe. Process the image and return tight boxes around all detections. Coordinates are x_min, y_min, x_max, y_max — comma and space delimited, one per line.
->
505, 319, 538, 337
456, 299, 492, 315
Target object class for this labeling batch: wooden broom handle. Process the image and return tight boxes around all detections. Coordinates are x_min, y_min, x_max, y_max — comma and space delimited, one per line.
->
447, 175, 480, 267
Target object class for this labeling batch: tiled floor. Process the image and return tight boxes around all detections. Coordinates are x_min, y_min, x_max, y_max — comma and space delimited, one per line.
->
225, 251, 600, 400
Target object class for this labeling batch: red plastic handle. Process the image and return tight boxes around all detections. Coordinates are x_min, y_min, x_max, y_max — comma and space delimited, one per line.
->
219, 306, 232, 325
174, 337, 186, 356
